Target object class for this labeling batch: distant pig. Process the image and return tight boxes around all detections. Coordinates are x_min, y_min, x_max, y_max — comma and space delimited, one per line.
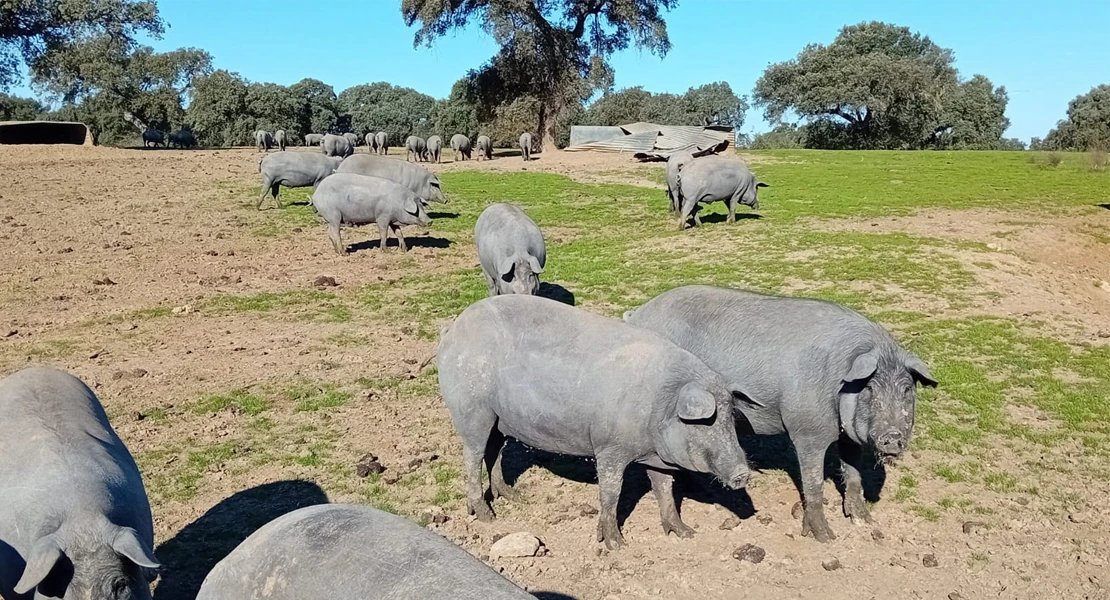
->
275, 129, 287, 151
255, 130, 274, 151
624, 286, 936, 542
0, 367, 161, 600
426, 135, 443, 163
305, 133, 324, 146
142, 128, 164, 148
675, 156, 767, 229
365, 131, 378, 152
312, 172, 431, 254
474, 203, 546, 296
519, 132, 533, 161
336, 154, 446, 204
405, 135, 427, 162
450, 134, 472, 161
196, 504, 534, 600
438, 295, 754, 548
476, 135, 492, 160
343, 132, 360, 149
375, 131, 389, 155
258, 152, 343, 209
665, 150, 695, 214
322, 133, 353, 158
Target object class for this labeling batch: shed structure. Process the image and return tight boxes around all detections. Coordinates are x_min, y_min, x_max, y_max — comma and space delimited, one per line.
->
0, 121, 93, 145
566, 122, 732, 160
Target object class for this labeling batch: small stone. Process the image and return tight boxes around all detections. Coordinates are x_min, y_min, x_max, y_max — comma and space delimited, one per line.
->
948, 594, 965, 600
382, 473, 401, 485
791, 501, 803, 519
871, 529, 885, 542
1014, 497, 1029, 506
205, 250, 218, 256
1068, 513, 1087, 524
962, 520, 987, 534
313, 275, 338, 287
131, 368, 148, 378
3, 329, 16, 338
546, 513, 572, 526
577, 503, 598, 516
57, 247, 73, 254
757, 514, 773, 525
292, 227, 303, 233
821, 558, 841, 571
134, 411, 146, 422
88, 351, 101, 359
92, 277, 116, 286
489, 532, 542, 560
731, 543, 765, 564
420, 507, 449, 525
719, 516, 742, 530
922, 553, 939, 568
355, 453, 385, 478
171, 305, 192, 315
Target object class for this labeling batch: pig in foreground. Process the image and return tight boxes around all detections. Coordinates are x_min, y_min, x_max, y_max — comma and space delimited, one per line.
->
0, 367, 160, 599
439, 295, 753, 548
142, 128, 164, 148
312, 172, 430, 254
624, 285, 936, 542
321, 133, 353, 158
343, 132, 360, 149
451, 134, 472, 161
675, 156, 767, 229
665, 150, 695, 214
274, 129, 287, 151
374, 131, 389, 155
426, 135, 443, 163
336, 154, 446, 204
254, 130, 274, 151
476, 135, 492, 160
519, 132, 533, 161
474, 203, 546, 296
305, 133, 324, 146
258, 152, 343, 209
405, 135, 427, 162
196, 504, 534, 600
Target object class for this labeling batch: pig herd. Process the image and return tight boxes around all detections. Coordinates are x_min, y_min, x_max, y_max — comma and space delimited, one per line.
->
0, 143, 935, 599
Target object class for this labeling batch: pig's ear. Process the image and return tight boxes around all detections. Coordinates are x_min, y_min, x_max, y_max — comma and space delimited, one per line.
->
498, 257, 516, 278
731, 389, 766, 409
112, 527, 161, 570
845, 352, 878, 383
756, 181, 769, 188
905, 354, 937, 388
14, 535, 63, 594
678, 384, 717, 421
526, 254, 544, 274
403, 195, 420, 215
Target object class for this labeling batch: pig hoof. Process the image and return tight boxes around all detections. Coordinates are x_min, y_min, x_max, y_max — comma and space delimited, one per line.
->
665, 521, 696, 539
801, 512, 836, 543
597, 524, 626, 549
845, 503, 874, 525
468, 501, 495, 522
602, 533, 626, 550
493, 486, 522, 502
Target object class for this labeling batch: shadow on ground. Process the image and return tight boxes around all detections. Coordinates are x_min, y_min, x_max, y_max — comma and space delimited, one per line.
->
347, 235, 452, 253
153, 480, 329, 600
538, 282, 575, 306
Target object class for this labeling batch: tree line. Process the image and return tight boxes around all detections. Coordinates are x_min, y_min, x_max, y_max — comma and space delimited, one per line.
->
2, 1, 1106, 151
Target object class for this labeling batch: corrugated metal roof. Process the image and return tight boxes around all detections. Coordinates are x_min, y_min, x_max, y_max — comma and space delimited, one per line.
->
566, 122, 734, 158
569, 125, 625, 146
563, 130, 659, 153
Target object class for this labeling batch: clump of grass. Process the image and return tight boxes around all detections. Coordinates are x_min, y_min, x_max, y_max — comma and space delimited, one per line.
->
894, 474, 918, 502
193, 389, 269, 416
1046, 152, 1063, 168
1091, 149, 1108, 171
933, 464, 969, 483
984, 472, 1018, 492
284, 383, 350, 412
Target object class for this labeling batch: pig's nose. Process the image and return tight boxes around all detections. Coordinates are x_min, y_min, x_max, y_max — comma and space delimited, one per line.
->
729, 471, 749, 489
877, 431, 906, 455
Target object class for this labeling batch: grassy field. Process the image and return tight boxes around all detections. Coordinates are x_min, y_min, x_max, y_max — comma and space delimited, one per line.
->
7, 146, 1109, 599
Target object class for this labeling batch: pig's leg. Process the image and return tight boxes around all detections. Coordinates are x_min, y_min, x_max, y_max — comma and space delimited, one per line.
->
257, 176, 273, 210
485, 429, 520, 501
376, 221, 390, 252
462, 418, 499, 522
727, 192, 739, 223
793, 434, 837, 542
484, 273, 498, 297
390, 224, 408, 252
595, 452, 629, 549
838, 435, 873, 525
647, 468, 694, 538
327, 223, 344, 255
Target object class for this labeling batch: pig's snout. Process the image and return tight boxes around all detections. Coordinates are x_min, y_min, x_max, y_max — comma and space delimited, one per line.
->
723, 469, 749, 490
876, 430, 907, 456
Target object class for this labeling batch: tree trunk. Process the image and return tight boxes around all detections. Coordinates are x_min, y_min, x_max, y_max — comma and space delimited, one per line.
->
538, 98, 560, 153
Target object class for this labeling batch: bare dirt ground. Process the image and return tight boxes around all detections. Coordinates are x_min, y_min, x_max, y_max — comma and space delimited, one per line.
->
1, 145, 1108, 600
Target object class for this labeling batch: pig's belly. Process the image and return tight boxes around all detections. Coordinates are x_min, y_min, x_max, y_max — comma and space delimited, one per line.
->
491, 379, 599, 458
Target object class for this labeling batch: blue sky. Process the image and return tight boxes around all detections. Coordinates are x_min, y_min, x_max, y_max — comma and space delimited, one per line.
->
15, 0, 1110, 142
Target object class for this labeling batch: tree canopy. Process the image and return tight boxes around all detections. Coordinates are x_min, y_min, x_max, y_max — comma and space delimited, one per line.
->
1035, 85, 1110, 151
754, 21, 1011, 150
580, 82, 747, 128
1, 0, 163, 91
402, 0, 677, 150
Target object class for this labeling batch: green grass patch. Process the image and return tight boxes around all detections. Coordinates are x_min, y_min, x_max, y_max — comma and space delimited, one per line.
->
192, 388, 269, 416
283, 383, 350, 412
203, 290, 349, 322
